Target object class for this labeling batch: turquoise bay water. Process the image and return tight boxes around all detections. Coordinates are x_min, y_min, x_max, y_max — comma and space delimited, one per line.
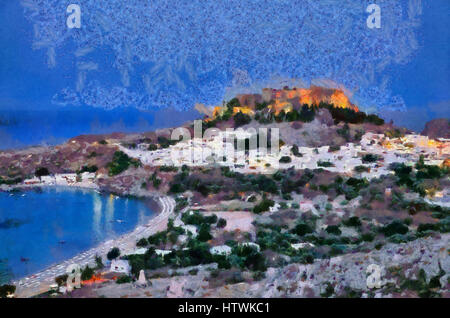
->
0, 188, 155, 283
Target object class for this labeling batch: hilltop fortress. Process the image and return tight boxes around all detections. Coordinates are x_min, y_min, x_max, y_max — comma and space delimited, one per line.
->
211, 86, 359, 119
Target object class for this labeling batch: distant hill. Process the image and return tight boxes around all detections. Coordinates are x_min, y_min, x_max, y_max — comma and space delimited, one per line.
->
421, 118, 450, 139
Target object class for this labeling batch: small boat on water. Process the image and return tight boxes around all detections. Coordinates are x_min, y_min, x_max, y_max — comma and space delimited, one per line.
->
116, 219, 125, 223
58, 240, 66, 244
20, 257, 29, 262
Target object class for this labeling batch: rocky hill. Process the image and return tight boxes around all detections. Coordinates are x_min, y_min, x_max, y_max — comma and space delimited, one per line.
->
422, 118, 450, 139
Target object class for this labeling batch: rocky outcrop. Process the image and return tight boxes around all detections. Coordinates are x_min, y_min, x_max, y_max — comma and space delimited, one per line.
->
92, 234, 449, 298
422, 118, 450, 139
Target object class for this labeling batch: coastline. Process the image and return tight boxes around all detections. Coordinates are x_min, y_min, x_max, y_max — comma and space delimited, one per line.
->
0, 173, 99, 193
12, 195, 175, 298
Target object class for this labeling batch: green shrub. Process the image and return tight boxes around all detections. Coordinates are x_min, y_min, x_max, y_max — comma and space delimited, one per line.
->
329, 145, 341, 152
380, 220, 409, 237
253, 198, 275, 214
182, 211, 218, 226
279, 156, 292, 163
342, 216, 362, 227
354, 165, 370, 173
317, 161, 335, 167
232, 245, 267, 272
198, 224, 212, 242
77, 165, 98, 173
0, 177, 22, 185
360, 233, 375, 242
292, 222, 314, 236
329, 244, 346, 256
169, 183, 185, 193
227, 98, 240, 109
233, 112, 252, 127
81, 265, 94, 281
217, 218, 227, 228
95, 255, 104, 269
107, 151, 140, 176
148, 231, 168, 245
116, 275, 132, 284
160, 165, 178, 172
291, 144, 303, 157
136, 238, 149, 247
326, 225, 342, 235
365, 114, 384, 125
362, 154, 379, 163
107, 247, 121, 260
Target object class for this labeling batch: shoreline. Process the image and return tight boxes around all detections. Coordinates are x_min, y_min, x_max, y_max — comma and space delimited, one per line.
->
0, 173, 99, 193
12, 195, 175, 298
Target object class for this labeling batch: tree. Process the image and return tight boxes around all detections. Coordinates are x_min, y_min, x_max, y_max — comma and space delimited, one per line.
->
35, 167, 49, 178
298, 105, 315, 122
291, 144, 302, 157
107, 247, 121, 260
279, 156, 292, 163
95, 255, 104, 269
326, 225, 342, 235
380, 220, 408, 237
253, 198, 275, 214
0, 284, 16, 298
136, 238, 148, 247
198, 224, 212, 242
365, 114, 384, 125
362, 154, 379, 163
116, 275, 132, 284
256, 101, 269, 111
354, 165, 370, 174
217, 218, 227, 228
317, 160, 335, 167
233, 111, 252, 127
226, 98, 240, 110
107, 151, 140, 176
81, 265, 94, 281
169, 183, 185, 194
292, 222, 314, 236
342, 216, 362, 227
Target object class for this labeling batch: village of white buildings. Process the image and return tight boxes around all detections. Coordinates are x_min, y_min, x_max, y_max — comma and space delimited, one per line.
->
19, 126, 449, 207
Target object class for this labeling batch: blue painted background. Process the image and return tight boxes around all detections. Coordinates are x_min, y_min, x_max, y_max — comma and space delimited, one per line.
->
0, 0, 448, 149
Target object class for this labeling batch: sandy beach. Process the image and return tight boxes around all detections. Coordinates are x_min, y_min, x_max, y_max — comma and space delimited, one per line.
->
12, 195, 175, 298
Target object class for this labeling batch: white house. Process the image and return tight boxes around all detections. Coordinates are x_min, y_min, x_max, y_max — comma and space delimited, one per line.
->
269, 202, 280, 213
291, 242, 315, 250
210, 245, 232, 256
239, 242, 260, 252
155, 249, 172, 256
110, 259, 131, 275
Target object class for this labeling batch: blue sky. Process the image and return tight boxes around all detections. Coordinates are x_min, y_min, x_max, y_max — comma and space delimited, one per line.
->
0, 0, 448, 148
383, 0, 449, 129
